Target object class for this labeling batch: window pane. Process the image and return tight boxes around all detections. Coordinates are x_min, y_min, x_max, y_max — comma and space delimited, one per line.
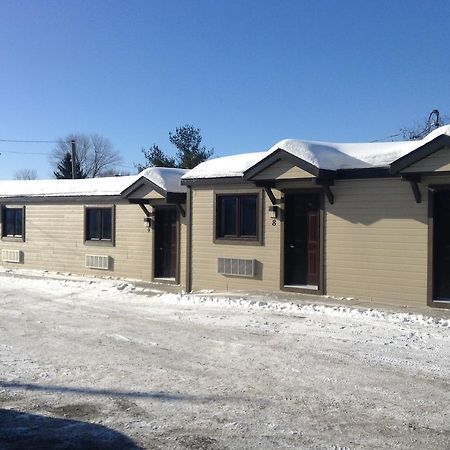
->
86, 208, 112, 241
240, 196, 257, 237
14, 209, 23, 236
5, 210, 14, 236
87, 209, 100, 240
3, 208, 22, 237
101, 209, 112, 240
217, 196, 237, 237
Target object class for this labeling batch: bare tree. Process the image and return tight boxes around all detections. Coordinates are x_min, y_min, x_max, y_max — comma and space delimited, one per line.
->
97, 168, 132, 177
50, 133, 122, 178
15, 169, 38, 180
401, 110, 449, 140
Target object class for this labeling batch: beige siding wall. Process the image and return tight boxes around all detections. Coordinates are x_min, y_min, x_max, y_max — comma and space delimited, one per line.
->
252, 159, 315, 180
326, 178, 428, 306
128, 184, 165, 199
191, 178, 435, 307
402, 146, 450, 173
0, 201, 187, 287
190, 185, 282, 291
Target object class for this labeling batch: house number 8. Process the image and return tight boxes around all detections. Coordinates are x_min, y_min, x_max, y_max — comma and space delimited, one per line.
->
272, 219, 277, 226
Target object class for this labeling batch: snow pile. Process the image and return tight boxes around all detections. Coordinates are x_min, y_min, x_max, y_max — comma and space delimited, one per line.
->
139, 167, 188, 193
153, 292, 450, 329
0, 175, 139, 198
1, 267, 448, 329
0, 167, 188, 198
269, 139, 416, 170
182, 151, 268, 180
182, 125, 450, 178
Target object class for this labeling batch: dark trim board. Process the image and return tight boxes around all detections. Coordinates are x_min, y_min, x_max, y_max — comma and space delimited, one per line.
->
181, 177, 250, 186
244, 149, 322, 179
121, 176, 167, 199
335, 168, 393, 179
0, 195, 124, 205
390, 135, 450, 174
186, 187, 193, 292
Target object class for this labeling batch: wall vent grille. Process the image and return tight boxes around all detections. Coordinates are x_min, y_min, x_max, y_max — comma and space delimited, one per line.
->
85, 255, 110, 270
1, 249, 22, 263
218, 257, 255, 277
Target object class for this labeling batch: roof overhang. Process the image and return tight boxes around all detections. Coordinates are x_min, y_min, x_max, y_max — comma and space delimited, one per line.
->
390, 134, 450, 174
243, 148, 335, 181
181, 176, 248, 186
121, 176, 167, 198
0, 195, 124, 204
121, 176, 186, 203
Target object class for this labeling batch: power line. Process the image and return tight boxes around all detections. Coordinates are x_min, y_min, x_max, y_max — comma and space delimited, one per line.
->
0, 149, 51, 155
0, 139, 59, 144
370, 132, 403, 143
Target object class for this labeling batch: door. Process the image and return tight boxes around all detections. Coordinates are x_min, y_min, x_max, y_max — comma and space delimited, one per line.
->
434, 191, 450, 299
284, 193, 320, 287
154, 208, 178, 279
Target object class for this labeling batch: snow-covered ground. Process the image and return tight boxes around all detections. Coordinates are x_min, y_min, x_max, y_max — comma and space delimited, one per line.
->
0, 272, 449, 449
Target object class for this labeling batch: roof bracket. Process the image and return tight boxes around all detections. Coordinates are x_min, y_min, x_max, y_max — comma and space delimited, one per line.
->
314, 176, 335, 204
175, 203, 186, 217
402, 175, 422, 203
324, 185, 334, 205
263, 186, 277, 206
138, 203, 152, 217
410, 180, 422, 204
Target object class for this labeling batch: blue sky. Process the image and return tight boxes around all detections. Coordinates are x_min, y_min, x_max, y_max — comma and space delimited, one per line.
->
0, 0, 448, 179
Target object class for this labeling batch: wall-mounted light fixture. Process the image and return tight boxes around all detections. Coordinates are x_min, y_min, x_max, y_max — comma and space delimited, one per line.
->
268, 205, 279, 219
143, 216, 152, 230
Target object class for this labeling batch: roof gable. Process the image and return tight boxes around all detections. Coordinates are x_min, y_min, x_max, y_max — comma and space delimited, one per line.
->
390, 134, 450, 174
251, 159, 316, 180
244, 149, 321, 180
401, 145, 450, 174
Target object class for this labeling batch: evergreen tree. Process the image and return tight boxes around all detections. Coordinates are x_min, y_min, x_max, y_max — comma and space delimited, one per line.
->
136, 145, 176, 171
53, 153, 87, 179
136, 124, 213, 170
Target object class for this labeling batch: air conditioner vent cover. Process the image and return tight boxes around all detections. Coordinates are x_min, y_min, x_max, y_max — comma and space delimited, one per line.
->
218, 257, 255, 277
85, 255, 110, 270
1, 249, 22, 263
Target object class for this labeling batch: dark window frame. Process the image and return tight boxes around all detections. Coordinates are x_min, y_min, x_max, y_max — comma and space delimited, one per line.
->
84, 206, 115, 246
1, 206, 25, 241
215, 193, 259, 241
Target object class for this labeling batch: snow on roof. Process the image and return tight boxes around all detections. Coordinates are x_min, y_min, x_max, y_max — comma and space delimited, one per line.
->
0, 167, 187, 199
181, 151, 268, 179
182, 125, 450, 179
139, 167, 188, 193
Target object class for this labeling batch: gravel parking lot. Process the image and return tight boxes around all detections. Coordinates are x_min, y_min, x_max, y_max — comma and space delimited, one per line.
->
0, 272, 449, 449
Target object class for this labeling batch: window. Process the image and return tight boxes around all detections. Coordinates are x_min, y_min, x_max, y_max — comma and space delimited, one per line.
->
1, 207, 24, 239
216, 194, 258, 239
85, 207, 113, 242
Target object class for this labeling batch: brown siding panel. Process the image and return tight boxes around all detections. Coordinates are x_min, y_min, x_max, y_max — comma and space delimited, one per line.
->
0, 202, 163, 283
191, 185, 281, 291
252, 160, 315, 180
326, 178, 428, 306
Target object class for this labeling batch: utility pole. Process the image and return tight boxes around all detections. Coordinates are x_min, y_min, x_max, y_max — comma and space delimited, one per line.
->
71, 140, 76, 179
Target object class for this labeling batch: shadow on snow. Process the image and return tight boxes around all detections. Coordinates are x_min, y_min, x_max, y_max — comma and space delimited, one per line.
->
0, 408, 142, 450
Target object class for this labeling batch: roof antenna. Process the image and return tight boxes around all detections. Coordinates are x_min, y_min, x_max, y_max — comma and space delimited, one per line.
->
428, 109, 441, 130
